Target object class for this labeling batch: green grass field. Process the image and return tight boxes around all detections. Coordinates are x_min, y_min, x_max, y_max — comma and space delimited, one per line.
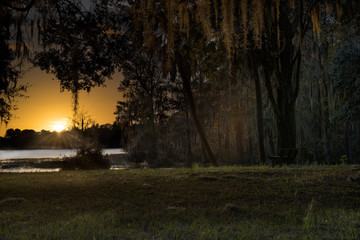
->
1, 165, 359, 239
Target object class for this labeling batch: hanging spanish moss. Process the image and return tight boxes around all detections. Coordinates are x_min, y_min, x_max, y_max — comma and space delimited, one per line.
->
325, 0, 333, 15
290, 0, 295, 9
142, 1, 156, 50
250, 0, 264, 48
196, 0, 212, 41
166, 0, 176, 65
275, 0, 281, 52
221, 0, 235, 56
240, 0, 248, 47
214, 0, 219, 28
311, 2, 321, 35
178, 3, 190, 39
336, 0, 342, 19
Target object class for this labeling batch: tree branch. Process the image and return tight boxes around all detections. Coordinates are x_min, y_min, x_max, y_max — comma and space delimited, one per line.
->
291, 48, 301, 105
262, 64, 281, 119
3, 0, 37, 12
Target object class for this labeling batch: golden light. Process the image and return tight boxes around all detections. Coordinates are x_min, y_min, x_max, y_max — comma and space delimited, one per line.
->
50, 118, 69, 132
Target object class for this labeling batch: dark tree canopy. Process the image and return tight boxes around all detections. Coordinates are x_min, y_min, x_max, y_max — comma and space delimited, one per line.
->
1, 0, 360, 166
34, 0, 117, 112
0, 3, 26, 124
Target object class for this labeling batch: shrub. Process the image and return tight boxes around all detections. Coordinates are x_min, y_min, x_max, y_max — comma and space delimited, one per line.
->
62, 146, 110, 170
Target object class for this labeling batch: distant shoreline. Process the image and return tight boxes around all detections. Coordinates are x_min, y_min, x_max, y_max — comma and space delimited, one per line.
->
0, 148, 126, 160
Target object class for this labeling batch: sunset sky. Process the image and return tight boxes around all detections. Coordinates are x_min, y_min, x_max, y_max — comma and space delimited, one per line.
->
0, 67, 122, 137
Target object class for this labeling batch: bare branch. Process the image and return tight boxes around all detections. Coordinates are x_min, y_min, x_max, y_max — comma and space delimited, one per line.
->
2, 0, 37, 12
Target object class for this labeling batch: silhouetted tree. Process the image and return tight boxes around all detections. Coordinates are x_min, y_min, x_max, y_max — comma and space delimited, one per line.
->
0, 3, 27, 125
34, 0, 115, 112
115, 36, 182, 164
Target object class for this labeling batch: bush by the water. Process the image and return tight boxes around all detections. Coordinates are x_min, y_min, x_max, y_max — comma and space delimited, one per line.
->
62, 147, 110, 170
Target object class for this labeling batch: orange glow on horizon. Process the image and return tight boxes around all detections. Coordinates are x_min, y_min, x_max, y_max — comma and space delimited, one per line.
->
0, 67, 123, 137
49, 118, 69, 132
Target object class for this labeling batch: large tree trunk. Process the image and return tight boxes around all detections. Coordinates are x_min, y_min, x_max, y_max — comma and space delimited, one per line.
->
147, 96, 157, 164
249, 54, 266, 164
325, 126, 331, 164
321, 75, 332, 165
318, 47, 332, 165
276, 101, 297, 150
356, 120, 360, 162
263, 64, 298, 162
185, 108, 193, 167
217, 113, 222, 159
247, 126, 254, 165
235, 121, 245, 164
175, 51, 218, 167
266, 127, 275, 156
254, 71, 266, 164
345, 120, 352, 163
260, 2, 302, 164
224, 124, 230, 160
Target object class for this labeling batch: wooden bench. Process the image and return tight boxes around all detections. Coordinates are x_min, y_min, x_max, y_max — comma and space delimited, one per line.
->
269, 148, 298, 166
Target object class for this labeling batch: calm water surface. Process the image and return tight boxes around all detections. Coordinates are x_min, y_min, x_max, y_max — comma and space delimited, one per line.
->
0, 148, 125, 160
0, 148, 126, 173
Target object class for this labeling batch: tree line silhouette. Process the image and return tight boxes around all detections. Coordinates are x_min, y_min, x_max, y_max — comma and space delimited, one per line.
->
0, 122, 123, 150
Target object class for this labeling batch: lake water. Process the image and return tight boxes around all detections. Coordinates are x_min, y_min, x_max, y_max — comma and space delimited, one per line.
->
0, 167, 62, 173
0, 148, 127, 173
0, 148, 126, 160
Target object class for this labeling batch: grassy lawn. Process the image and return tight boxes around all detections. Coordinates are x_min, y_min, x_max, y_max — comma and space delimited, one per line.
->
0, 165, 359, 239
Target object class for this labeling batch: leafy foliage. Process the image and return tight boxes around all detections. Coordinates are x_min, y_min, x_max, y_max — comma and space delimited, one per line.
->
0, 6, 26, 124
34, 1, 116, 111
332, 42, 360, 120
2, 0, 360, 166
62, 147, 110, 170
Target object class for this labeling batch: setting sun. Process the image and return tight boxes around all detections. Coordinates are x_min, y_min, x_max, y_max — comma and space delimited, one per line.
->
50, 118, 69, 132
